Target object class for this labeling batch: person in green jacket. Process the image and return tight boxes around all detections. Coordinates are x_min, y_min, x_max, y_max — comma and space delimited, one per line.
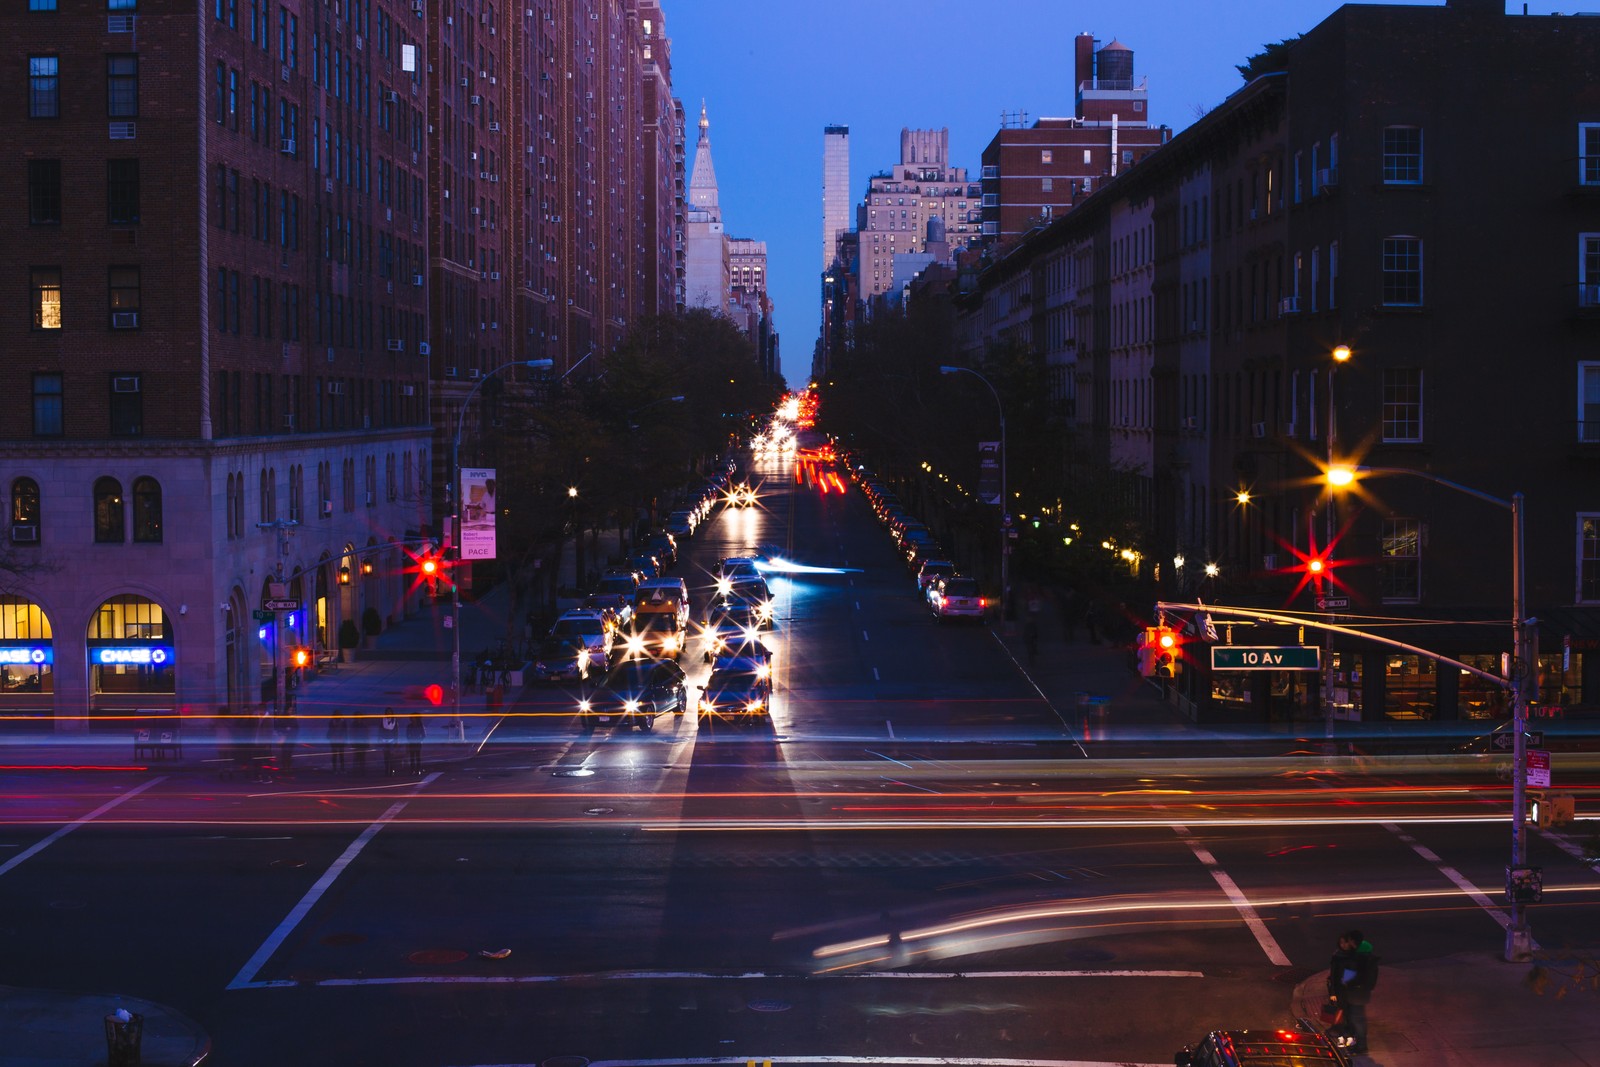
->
1327, 929, 1379, 1054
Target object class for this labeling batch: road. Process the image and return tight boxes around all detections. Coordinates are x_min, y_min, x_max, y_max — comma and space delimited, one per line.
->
1, 442, 1598, 1066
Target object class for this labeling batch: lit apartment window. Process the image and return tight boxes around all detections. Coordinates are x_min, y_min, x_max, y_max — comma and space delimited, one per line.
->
1040, 149, 1052, 164
1381, 236, 1423, 305
1381, 368, 1423, 443
31, 268, 62, 329
28, 55, 59, 118
1382, 126, 1423, 184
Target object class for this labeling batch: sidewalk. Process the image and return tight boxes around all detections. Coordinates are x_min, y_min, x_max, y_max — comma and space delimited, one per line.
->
1291, 952, 1600, 1065
0, 985, 210, 1067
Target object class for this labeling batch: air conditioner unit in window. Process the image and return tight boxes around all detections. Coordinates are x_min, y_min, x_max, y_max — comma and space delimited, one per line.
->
107, 15, 135, 33
470, 95, 482, 106
280, 138, 297, 155
322, 500, 334, 516
418, 342, 431, 355
413, 274, 425, 286
1181, 416, 1197, 430
386, 339, 405, 352
489, 271, 500, 280
283, 413, 296, 429
109, 122, 136, 140
445, 366, 459, 377
384, 90, 399, 103
1278, 295, 1300, 315
401, 384, 416, 396
112, 376, 141, 393
469, 369, 481, 378
489, 121, 501, 132
111, 311, 140, 329
11, 525, 39, 543
1252, 421, 1267, 438
327, 381, 346, 395
1317, 167, 1339, 189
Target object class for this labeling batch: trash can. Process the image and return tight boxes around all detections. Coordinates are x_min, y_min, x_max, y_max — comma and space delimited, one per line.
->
104, 1010, 143, 1066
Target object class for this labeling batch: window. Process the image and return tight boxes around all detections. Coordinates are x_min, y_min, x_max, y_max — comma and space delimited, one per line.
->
1382, 236, 1423, 305
109, 266, 140, 327
107, 159, 140, 224
1582, 234, 1600, 306
11, 478, 41, 542
106, 54, 137, 117
109, 372, 142, 436
1382, 368, 1423, 443
1040, 149, 1052, 164
28, 160, 61, 225
32, 373, 62, 436
1329, 241, 1339, 309
1580, 124, 1600, 186
29, 56, 59, 118
108, 0, 136, 9
1293, 151, 1302, 204
1382, 126, 1423, 184
131, 476, 160, 541
1583, 516, 1600, 603
93, 477, 125, 543
31, 268, 62, 329
1580, 363, 1600, 443
30, 0, 58, 9
1380, 518, 1421, 602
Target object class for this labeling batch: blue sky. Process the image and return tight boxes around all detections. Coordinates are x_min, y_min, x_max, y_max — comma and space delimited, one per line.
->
662, 0, 1556, 386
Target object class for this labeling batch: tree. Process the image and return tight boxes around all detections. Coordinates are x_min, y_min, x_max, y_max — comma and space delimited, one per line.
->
1237, 37, 1300, 81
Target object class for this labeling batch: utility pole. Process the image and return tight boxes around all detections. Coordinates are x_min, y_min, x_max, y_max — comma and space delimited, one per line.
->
255, 519, 299, 717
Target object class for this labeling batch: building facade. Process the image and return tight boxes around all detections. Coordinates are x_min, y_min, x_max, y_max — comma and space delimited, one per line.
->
855, 128, 983, 304
683, 102, 728, 314
822, 123, 849, 270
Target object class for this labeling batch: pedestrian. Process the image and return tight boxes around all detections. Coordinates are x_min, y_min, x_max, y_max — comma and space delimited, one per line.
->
327, 709, 348, 772
405, 712, 425, 775
350, 711, 371, 776
379, 709, 399, 776
1326, 929, 1379, 1054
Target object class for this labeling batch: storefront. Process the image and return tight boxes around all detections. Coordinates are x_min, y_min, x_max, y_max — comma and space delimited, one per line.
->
87, 594, 175, 716
0, 596, 54, 716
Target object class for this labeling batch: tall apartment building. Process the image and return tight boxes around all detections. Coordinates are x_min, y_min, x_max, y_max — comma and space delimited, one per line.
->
639, 3, 681, 318
822, 123, 849, 270
729, 236, 778, 378
980, 34, 1169, 247
954, 0, 1600, 723
855, 128, 982, 303
1, 0, 432, 727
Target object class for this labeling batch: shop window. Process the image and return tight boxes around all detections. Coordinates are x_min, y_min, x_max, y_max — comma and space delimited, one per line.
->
1327, 651, 1362, 720
1384, 654, 1436, 720
87, 594, 173, 696
0, 595, 54, 696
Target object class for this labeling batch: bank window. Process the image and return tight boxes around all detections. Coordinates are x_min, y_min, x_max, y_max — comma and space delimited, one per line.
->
0, 595, 53, 696
1382, 368, 1423, 443
29, 56, 59, 118
93, 476, 125, 543
28, 160, 61, 225
1382, 125, 1423, 184
1380, 518, 1421, 602
131, 476, 161, 542
31, 268, 62, 329
33, 374, 62, 436
88, 595, 173, 696
1581, 515, 1600, 603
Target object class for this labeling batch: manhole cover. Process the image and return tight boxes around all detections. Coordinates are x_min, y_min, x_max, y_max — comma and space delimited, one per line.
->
747, 999, 792, 1013
321, 933, 367, 947
269, 858, 307, 869
407, 948, 469, 965
584, 807, 614, 815
1064, 948, 1116, 964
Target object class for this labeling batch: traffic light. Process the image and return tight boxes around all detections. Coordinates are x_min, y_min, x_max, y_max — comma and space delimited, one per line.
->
1530, 791, 1551, 829
1534, 792, 1577, 828
291, 648, 312, 670
1139, 626, 1179, 678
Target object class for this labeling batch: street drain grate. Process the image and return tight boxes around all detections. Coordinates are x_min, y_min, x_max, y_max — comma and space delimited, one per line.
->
407, 948, 469, 965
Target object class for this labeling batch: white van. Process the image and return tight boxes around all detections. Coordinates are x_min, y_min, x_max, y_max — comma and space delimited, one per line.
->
633, 577, 690, 628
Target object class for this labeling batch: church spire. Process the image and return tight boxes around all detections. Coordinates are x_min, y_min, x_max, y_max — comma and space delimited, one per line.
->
688, 99, 720, 218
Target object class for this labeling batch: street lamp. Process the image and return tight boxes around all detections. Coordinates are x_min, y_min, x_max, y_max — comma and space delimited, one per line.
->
450, 358, 555, 741
939, 365, 1009, 618
1323, 344, 1353, 731
1329, 463, 1532, 961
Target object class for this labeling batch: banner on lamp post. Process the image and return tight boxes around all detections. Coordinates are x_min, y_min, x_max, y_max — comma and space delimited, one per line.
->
976, 441, 1001, 505
459, 467, 498, 561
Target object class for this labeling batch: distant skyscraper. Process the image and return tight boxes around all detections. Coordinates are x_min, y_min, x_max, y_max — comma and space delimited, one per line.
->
685, 102, 731, 314
823, 125, 850, 269
854, 128, 983, 302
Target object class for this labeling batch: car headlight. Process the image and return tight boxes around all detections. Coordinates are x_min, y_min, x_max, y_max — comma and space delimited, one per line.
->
578, 700, 590, 712
663, 637, 679, 651
716, 578, 732, 595
627, 637, 645, 654
624, 700, 640, 712
746, 701, 764, 713
756, 663, 771, 679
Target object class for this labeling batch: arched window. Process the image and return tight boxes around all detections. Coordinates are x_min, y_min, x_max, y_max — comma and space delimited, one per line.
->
131, 476, 162, 542
11, 477, 40, 544
93, 477, 125, 543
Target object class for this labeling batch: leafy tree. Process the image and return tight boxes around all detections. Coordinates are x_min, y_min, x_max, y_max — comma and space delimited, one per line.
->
1237, 37, 1300, 81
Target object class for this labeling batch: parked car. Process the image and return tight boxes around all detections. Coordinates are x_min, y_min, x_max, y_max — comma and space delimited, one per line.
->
929, 576, 987, 622
549, 609, 616, 666
665, 510, 697, 538
644, 531, 678, 570
578, 658, 689, 732
916, 559, 957, 595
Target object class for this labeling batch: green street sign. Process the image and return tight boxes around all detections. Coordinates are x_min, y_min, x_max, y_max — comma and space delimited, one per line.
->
1211, 645, 1321, 671
252, 609, 275, 622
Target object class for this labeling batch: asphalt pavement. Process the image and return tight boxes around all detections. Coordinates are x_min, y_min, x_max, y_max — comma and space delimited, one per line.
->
4, 524, 1600, 1065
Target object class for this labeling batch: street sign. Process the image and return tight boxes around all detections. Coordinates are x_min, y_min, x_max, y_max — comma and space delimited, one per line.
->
1211, 645, 1321, 671
262, 598, 301, 612
1527, 749, 1552, 788
252, 610, 274, 622
1315, 597, 1349, 610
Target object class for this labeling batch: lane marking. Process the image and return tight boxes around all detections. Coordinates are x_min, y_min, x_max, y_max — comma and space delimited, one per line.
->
0, 777, 165, 880
1172, 823, 1292, 966
1382, 821, 1524, 939
885, 720, 894, 739
861, 630, 869, 642
854, 601, 860, 611
872, 667, 880, 681
258, 968, 1203, 990
228, 773, 442, 989
584, 1058, 1174, 1067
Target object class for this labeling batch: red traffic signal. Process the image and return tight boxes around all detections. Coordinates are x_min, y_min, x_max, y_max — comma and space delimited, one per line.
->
1139, 626, 1180, 678
423, 684, 444, 706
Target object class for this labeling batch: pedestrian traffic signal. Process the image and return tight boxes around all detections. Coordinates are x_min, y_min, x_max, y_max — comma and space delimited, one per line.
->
291, 648, 312, 669
1139, 626, 1179, 678
1532, 791, 1576, 828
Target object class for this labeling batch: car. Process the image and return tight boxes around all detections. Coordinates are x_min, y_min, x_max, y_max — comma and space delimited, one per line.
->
903, 535, 940, 572
703, 598, 762, 631
916, 559, 957, 595
578, 658, 689, 732
697, 667, 772, 725
627, 553, 662, 580
529, 636, 592, 683
644, 532, 678, 570
716, 556, 763, 584
665, 510, 697, 538
930, 576, 987, 622
1176, 1023, 1350, 1066
703, 616, 769, 664
549, 609, 616, 666
727, 481, 757, 507
582, 592, 633, 627
723, 576, 775, 628
622, 611, 687, 660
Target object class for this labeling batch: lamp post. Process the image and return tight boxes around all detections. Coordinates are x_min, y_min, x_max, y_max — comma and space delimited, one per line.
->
450, 358, 554, 742
1323, 345, 1352, 730
939, 365, 1008, 618
1329, 464, 1532, 960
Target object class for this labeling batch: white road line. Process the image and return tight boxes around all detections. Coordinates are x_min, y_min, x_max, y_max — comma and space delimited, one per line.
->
228, 772, 442, 989
886, 720, 895, 739
861, 630, 869, 642
0, 777, 165, 880
1382, 821, 1521, 937
872, 667, 880, 681
1542, 826, 1600, 875
1172, 823, 1292, 966
854, 601, 860, 611
273, 968, 1204, 989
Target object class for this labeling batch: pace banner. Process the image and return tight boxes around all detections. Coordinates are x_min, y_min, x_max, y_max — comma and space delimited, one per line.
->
976, 440, 1002, 505
459, 467, 498, 561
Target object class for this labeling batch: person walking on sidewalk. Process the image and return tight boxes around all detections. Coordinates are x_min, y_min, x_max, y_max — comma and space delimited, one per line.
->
379, 709, 399, 776
327, 709, 349, 772
405, 713, 425, 775
1326, 929, 1379, 1054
